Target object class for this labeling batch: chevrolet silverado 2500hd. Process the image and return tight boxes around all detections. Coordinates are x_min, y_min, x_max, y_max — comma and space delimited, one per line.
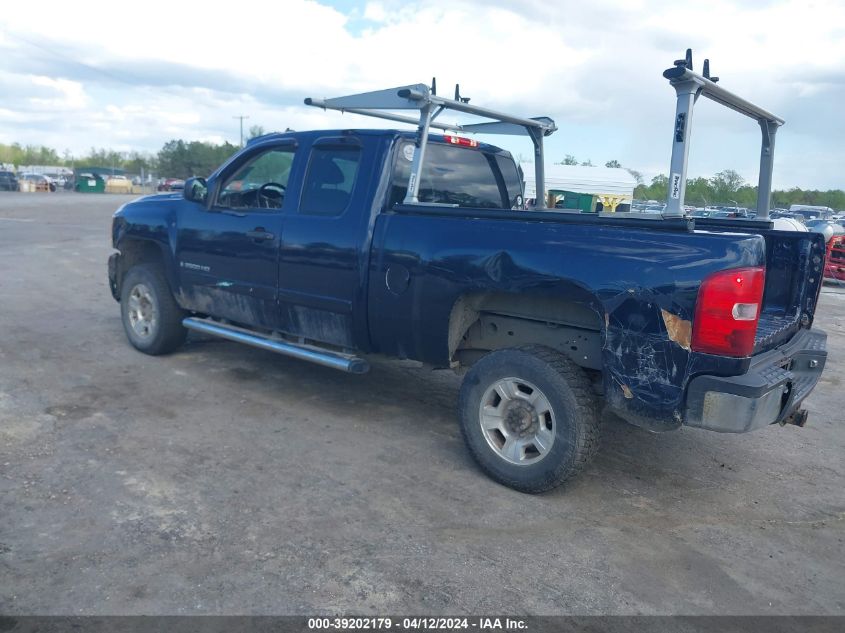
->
108, 53, 827, 492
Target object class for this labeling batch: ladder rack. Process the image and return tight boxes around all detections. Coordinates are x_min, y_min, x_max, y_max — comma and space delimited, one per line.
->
662, 49, 784, 219
305, 81, 557, 208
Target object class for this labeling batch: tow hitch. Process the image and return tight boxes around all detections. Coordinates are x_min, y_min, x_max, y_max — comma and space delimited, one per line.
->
782, 409, 809, 428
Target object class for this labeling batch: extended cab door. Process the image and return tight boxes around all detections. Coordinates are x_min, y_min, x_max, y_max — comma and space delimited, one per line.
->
175, 140, 297, 329
276, 135, 378, 349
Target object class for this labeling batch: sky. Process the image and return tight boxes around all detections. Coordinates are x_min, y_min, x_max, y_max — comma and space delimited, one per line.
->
1, 0, 843, 189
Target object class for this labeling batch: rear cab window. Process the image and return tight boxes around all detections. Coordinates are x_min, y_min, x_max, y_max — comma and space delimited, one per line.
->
388, 140, 523, 210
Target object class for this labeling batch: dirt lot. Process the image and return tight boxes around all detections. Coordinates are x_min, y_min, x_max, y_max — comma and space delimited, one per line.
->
0, 192, 843, 615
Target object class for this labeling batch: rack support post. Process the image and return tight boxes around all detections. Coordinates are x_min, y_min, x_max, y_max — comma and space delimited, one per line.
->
756, 120, 778, 219
661, 51, 784, 222
403, 104, 433, 205
664, 79, 700, 217
528, 127, 546, 210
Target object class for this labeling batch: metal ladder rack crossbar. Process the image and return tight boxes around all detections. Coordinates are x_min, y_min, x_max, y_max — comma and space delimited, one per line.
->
305, 83, 557, 208
663, 49, 784, 219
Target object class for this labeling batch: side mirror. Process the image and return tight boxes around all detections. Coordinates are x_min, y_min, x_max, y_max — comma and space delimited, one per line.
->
183, 177, 208, 204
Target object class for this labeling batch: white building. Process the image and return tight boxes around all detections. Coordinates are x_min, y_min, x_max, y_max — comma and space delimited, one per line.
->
521, 163, 638, 212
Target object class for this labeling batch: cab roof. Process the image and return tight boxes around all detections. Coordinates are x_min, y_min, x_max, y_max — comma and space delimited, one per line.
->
246, 129, 509, 155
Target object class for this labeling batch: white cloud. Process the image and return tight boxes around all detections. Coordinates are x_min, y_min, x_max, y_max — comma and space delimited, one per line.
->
363, 2, 389, 22
26, 76, 88, 109
0, 0, 843, 189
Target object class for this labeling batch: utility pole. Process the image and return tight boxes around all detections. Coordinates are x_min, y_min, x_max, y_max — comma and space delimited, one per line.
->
233, 115, 250, 147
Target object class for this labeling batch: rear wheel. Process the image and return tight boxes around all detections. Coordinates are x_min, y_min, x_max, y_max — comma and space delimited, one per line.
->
120, 264, 187, 355
458, 345, 600, 493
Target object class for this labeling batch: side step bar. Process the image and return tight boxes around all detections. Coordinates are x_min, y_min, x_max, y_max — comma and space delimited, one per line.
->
182, 317, 369, 374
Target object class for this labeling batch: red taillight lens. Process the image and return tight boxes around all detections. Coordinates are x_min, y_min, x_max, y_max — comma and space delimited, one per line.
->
443, 135, 478, 147
692, 266, 765, 357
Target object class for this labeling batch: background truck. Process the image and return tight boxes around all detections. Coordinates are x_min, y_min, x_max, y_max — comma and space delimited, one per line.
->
108, 52, 828, 493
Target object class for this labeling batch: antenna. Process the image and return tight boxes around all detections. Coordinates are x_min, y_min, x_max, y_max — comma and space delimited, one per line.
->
431, 77, 437, 96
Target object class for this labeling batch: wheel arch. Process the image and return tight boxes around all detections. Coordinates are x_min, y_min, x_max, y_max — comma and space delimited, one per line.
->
447, 290, 605, 372
115, 237, 178, 299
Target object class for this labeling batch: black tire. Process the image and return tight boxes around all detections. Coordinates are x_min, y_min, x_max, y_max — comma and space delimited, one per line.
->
120, 264, 187, 355
458, 345, 600, 493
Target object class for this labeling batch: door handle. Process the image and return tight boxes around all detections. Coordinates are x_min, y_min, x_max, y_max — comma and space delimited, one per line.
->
246, 228, 275, 241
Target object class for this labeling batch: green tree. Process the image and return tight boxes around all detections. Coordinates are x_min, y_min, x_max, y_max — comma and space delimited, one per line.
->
247, 125, 266, 141
625, 168, 644, 186
709, 169, 745, 203
123, 151, 157, 176
605, 159, 621, 168
157, 139, 239, 178
77, 147, 126, 173
559, 154, 579, 165
685, 176, 711, 207
645, 174, 669, 200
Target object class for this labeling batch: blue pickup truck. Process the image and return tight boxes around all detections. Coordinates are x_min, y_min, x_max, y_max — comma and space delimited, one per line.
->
109, 60, 828, 492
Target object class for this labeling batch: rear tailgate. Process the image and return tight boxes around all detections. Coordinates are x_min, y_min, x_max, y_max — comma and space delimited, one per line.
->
684, 225, 827, 433
754, 229, 827, 353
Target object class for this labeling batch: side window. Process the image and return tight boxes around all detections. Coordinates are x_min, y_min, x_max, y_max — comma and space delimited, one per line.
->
299, 146, 362, 216
389, 142, 509, 209
217, 147, 295, 210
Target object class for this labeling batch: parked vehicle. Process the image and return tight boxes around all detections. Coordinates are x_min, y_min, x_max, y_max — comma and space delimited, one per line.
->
157, 178, 185, 192
105, 175, 133, 194
107, 54, 828, 493
0, 170, 18, 192
824, 234, 845, 282
771, 217, 808, 232
807, 219, 845, 244
789, 205, 833, 220
19, 173, 55, 192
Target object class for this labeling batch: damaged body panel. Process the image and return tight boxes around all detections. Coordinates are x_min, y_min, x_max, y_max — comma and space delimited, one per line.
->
366, 210, 814, 430
110, 127, 827, 436
107, 62, 831, 494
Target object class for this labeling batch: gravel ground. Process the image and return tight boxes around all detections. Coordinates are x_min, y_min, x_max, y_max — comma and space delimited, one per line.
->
0, 192, 843, 615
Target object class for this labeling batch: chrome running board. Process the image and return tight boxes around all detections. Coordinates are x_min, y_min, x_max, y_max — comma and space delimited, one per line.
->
182, 317, 369, 374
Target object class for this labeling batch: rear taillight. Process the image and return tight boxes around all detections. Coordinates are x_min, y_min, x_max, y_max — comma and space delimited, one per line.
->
692, 266, 765, 357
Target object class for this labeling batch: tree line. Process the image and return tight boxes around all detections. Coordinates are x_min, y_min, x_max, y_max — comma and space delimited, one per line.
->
561, 156, 844, 210
1, 138, 841, 208
634, 170, 845, 209
0, 125, 268, 180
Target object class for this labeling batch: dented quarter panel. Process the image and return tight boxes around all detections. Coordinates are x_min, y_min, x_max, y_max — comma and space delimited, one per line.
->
368, 215, 766, 428
111, 130, 817, 432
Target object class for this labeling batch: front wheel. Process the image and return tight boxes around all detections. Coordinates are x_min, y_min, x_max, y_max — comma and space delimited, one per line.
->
458, 345, 600, 493
120, 264, 187, 355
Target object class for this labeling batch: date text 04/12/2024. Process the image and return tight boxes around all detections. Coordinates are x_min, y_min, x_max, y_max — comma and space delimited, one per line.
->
307, 617, 528, 630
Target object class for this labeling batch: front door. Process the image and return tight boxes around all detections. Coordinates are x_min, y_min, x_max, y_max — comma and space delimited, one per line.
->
276, 135, 372, 348
176, 142, 296, 329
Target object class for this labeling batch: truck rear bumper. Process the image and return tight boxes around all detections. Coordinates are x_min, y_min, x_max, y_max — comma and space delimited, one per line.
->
684, 328, 827, 433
